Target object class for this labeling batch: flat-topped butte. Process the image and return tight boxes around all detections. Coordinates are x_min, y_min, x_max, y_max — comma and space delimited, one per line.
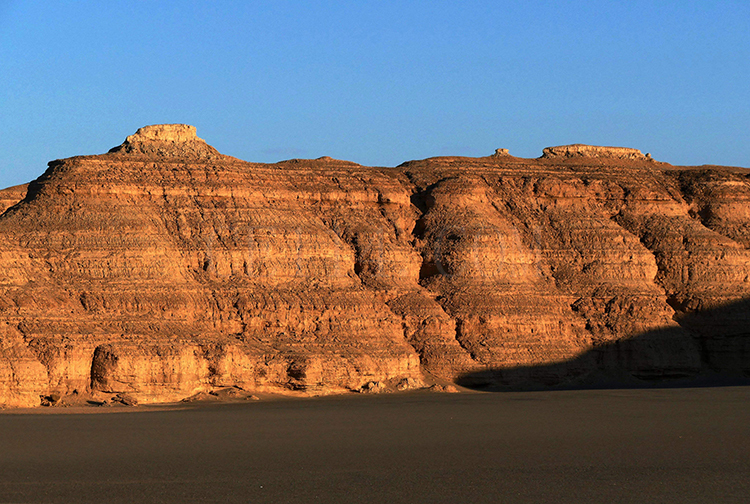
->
542, 143, 651, 160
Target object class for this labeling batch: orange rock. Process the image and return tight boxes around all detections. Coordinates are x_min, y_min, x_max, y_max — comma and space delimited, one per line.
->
1, 128, 749, 406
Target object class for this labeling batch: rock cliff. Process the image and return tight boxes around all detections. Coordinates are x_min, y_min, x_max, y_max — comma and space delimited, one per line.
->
1, 124, 749, 407
0, 184, 27, 214
541, 144, 651, 160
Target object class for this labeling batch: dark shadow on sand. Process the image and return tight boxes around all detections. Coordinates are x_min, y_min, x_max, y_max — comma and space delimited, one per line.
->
456, 296, 750, 391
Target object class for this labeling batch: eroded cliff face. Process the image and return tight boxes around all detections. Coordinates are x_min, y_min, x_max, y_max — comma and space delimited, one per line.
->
0, 185, 27, 214
1, 125, 749, 407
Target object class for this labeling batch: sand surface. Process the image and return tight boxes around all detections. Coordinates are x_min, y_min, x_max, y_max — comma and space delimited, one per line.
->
1, 387, 749, 503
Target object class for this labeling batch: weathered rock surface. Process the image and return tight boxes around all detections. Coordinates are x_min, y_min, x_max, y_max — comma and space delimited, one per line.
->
107, 124, 223, 159
0, 184, 27, 214
1, 125, 749, 407
541, 144, 650, 160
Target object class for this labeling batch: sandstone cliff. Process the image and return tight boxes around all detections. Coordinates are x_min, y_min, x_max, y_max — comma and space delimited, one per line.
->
0, 184, 27, 214
1, 125, 749, 407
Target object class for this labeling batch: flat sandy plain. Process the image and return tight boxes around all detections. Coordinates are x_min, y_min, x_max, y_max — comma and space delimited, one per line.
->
1, 387, 749, 503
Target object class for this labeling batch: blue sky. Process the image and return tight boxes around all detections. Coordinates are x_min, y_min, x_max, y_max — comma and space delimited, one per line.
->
1, 1, 748, 189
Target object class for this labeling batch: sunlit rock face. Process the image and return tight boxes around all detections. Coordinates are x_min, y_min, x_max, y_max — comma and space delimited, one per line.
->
1, 127, 749, 406
0, 185, 27, 214
541, 144, 650, 160
107, 123, 222, 159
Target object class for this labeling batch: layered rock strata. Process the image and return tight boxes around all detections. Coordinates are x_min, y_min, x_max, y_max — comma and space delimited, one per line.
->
0, 184, 27, 214
541, 144, 651, 160
1, 124, 749, 407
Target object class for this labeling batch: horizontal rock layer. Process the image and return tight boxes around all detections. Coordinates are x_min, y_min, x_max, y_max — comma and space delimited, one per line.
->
542, 144, 649, 160
1, 128, 749, 406
0, 185, 27, 214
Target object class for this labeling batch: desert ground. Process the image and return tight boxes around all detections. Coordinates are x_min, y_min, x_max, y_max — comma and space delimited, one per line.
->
1, 386, 749, 503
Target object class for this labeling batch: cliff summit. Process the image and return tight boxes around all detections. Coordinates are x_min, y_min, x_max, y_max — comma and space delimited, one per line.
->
542, 143, 651, 160
108, 123, 221, 158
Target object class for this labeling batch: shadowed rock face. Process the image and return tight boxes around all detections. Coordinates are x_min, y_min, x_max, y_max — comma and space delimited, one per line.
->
1, 125, 749, 406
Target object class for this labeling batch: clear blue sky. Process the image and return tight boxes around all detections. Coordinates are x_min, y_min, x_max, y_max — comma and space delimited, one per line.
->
1, 1, 748, 189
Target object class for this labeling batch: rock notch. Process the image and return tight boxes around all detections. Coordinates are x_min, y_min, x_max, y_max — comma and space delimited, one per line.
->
542, 144, 649, 160
108, 124, 221, 158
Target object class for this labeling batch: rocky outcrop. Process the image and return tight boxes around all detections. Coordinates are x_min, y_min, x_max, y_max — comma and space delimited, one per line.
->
542, 144, 650, 160
0, 184, 27, 214
0, 127, 749, 407
107, 124, 223, 159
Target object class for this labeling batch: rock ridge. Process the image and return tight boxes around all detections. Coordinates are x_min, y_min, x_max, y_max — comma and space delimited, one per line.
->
542, 144, 651, 160
1, 125, 749, 407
